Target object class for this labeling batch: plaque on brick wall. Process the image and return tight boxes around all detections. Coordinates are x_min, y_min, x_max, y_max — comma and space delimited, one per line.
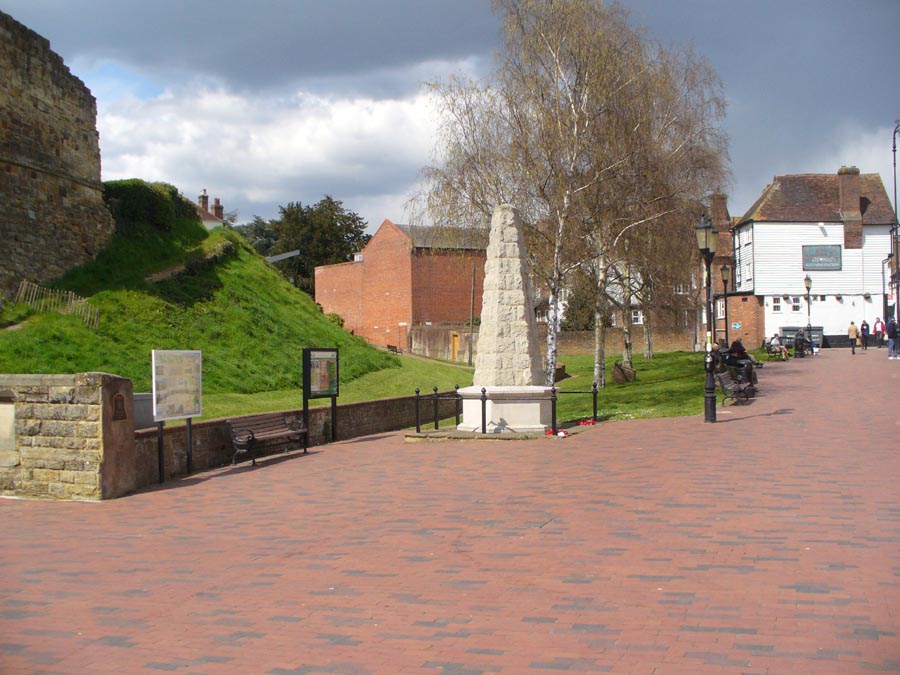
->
151, 350, 202, 421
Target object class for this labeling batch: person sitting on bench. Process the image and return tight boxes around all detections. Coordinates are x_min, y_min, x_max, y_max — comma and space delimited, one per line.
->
725, 339, 760, 385
770, 333, 790, 360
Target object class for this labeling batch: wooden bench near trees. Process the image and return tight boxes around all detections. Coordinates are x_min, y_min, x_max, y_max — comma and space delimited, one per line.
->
226, 413, 308, 466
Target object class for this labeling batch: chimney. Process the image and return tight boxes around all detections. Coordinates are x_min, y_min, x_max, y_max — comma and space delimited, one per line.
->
838, 166, 862, 249
199, 189, 209, 213
213, 197, 224, 220
709, 192, 734, 261
709, 192, 729, 230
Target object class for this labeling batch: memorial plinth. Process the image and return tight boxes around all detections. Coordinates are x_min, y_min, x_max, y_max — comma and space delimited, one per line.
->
457, 385, 553, 433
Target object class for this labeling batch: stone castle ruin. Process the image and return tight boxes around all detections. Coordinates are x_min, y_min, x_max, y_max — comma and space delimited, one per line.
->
0, 11, 115, 299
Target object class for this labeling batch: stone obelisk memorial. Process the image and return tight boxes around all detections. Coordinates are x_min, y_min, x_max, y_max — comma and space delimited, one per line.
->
457, 204, 553, 432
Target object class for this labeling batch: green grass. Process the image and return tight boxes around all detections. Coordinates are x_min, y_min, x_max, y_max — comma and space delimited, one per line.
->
199, 350, 719, 425
202, 356, 474, 420
0, 180, 731, 427
0, 214, 396, 393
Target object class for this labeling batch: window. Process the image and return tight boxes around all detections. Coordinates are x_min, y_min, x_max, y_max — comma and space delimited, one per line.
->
674, 282, 689, 295
792, 296, 801, 312
715, 298, 725, 319
772, 297, 781, 313
631, 309, 643, 325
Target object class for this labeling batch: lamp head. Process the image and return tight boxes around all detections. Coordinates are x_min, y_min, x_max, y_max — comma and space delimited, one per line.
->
804, 274, 812, 292
694, 214, 718, 255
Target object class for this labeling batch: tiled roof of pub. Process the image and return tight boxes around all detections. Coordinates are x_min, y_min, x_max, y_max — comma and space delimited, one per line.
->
396, 224, 489, 250
738, 173, 895, 225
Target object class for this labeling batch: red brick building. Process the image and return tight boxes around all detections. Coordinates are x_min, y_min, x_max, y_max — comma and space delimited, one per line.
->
315, 220, 487, 349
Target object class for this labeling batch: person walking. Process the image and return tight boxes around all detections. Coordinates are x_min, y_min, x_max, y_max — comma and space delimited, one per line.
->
848, 321, 860, 355
874, 317, 886, 347
860, 320, 870, 350
887, 317, 899, 359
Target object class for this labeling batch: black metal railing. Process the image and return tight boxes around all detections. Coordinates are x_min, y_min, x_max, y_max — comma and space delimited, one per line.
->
414, 386, 461, 433
413, 382, 599, 435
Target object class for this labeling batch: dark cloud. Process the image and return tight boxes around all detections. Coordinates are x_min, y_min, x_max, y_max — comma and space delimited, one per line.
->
1, 0, 500, 93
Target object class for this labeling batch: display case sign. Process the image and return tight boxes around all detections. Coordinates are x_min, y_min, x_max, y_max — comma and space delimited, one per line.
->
802, 245, 842, 271
303, 348, 339, 399
151, 350, 202, 421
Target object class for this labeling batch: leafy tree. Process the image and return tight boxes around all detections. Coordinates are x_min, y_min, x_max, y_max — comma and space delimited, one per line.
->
271, 196, 369, 294
235, 216, 278, 256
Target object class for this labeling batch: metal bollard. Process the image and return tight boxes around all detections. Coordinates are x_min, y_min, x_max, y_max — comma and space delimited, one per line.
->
592, 381, 598, 422
415, 388, 421, 433
433, 385, 439, 430
551, 387, 558, 434
480, 387, 487, 434
454, 385, 460, 426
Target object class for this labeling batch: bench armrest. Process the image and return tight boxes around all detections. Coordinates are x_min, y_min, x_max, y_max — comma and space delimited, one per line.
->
231, 428, 256, 443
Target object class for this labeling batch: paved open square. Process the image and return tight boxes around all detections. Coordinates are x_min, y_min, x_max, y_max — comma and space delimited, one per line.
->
2, 348, 899, 675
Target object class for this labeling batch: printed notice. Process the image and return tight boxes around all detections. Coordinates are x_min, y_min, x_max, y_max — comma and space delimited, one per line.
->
308, 350, 338, 397
152, 350, 202, 421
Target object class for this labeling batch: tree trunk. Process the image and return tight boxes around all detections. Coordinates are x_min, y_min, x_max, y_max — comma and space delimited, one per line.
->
592, 254, 610, 388
643, 308, 654, 359
621, 264, 633, 368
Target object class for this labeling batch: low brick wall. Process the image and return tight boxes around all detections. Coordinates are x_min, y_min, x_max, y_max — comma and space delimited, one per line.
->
132, 392, 460, 490
0, 373, 135, 500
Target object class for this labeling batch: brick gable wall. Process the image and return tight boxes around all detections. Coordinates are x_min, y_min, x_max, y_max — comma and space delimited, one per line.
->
411, 250, 485, 324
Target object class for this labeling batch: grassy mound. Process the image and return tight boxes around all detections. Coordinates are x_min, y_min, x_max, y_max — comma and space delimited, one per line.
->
0, 183, 396, 393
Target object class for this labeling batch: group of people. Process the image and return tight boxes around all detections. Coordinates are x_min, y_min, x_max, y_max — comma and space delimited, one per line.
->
712, 338, 761, 386
848, 317, 899, 358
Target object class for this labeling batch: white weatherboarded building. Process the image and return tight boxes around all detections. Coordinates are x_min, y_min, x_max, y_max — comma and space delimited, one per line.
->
732, 166, 895, 347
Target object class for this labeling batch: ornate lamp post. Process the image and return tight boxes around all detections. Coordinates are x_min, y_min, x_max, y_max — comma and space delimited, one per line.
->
695, 215, 718, 423
720, 264, 730, 347
804, 274, 813, 348
893, 120, 900, 322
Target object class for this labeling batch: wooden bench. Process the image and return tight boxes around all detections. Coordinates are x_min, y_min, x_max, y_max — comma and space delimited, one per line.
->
716, 371, 753, 405
387, 344, 402, 354
226, 413, 307, 466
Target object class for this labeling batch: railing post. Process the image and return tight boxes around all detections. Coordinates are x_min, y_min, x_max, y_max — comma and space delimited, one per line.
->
415, 388, 421, 433
480, 387, 487, 434
432, 386, 439, 430
592, 381, 598, 422
454, 385, 460, 426
551, 387, 558, 435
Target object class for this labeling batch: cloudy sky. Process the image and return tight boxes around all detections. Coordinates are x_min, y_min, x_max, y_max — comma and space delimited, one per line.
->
3, 0, 899, 230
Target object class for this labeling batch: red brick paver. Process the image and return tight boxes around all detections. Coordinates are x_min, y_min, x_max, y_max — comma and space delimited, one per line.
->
2, 349, 899, 674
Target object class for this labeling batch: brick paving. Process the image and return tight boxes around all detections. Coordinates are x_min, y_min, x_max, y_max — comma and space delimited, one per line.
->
2, 348, 899, 675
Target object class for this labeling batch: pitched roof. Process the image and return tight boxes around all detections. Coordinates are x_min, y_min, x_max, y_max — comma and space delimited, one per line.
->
738, 173, 894, 225
395, 223, 489, 250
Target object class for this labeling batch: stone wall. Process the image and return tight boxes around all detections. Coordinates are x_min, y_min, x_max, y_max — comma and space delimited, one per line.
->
0, 11, 115, 299
0, 373, 135, 500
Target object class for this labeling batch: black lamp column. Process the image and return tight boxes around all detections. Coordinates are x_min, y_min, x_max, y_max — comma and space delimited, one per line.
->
804, 274, 813, 346
720, 264, 730, 347
695, 215, 719, 423
893, 120, 899, 322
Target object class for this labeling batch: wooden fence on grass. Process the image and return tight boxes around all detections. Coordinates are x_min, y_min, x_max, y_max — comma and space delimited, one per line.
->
14, 280, 100, 329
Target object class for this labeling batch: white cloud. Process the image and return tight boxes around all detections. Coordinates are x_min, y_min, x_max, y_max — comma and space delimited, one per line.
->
97, 83, 442, 228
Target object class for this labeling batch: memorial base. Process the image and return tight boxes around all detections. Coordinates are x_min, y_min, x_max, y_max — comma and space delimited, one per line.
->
456, 385, 553, 433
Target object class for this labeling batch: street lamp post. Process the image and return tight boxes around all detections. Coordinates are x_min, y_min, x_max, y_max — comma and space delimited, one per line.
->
884, 254, 894, 323
893, 120, 900, 323
695, 215, 719, 423
720, 264, 730, 347
804, 274, 813, 350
